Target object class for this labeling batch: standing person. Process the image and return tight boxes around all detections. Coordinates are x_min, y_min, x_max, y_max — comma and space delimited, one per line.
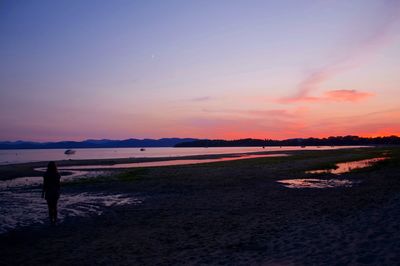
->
42, 161, 61, 225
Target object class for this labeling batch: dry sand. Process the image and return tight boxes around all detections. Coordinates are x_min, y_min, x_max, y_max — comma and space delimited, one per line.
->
1, 147, 400, 265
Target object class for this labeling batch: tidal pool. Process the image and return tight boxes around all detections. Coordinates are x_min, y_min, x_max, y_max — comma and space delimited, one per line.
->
306, 157, 387, 175
278, 157, 387, 189
0, 170, 107, 189
0, 188, 142, 234
278, 178, 357, 189
0, 167, 140, 234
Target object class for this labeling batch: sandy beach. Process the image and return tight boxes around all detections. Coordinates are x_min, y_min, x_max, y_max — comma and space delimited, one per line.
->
1, 147, 400, 265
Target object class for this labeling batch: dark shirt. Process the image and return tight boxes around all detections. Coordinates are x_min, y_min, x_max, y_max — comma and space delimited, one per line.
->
43, 172, 61, 200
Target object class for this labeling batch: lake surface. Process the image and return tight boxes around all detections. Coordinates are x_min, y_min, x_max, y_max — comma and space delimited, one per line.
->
0, 146, 367, 165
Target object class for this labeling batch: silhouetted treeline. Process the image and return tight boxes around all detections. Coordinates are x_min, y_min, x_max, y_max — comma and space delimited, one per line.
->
174, 135, 400, 147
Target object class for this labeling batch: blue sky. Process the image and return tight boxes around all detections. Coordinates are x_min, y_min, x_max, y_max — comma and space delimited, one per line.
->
1, 0, 399, 141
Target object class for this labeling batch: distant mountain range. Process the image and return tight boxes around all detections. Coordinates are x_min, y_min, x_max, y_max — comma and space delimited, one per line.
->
175, 135, 400, 147
1, 135, 400, 149
0, 138, 198, 149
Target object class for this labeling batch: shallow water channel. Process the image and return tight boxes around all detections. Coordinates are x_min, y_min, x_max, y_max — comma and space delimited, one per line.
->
0, 189, 141, 234
0, 168, 141, 234
278, 157, 388, 189
305, 157, 387, 175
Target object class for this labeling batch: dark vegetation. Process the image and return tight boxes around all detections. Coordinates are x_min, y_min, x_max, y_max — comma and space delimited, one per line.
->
2, 135, 400, 150
175, 135, 400, 147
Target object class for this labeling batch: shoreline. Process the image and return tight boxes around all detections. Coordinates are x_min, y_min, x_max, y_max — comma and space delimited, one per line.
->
1, 146, 400, 264
0, 146, 374, 180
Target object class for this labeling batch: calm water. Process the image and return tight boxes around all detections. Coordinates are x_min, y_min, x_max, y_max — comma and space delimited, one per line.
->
0, 146, 367, 165
0, 188, 141, 234
306, 157, 387, 175
278, 157, 388, 189
0, 167, 141, 233
278, 179, 357, 189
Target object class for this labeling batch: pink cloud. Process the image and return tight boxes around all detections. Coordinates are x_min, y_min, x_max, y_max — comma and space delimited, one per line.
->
246, 109, 295, 117
279, 0, 400, 104
279, 89, 374, 103
324, 90, 374, 102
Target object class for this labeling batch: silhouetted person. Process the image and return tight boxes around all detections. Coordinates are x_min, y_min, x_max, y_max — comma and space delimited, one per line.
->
42, 161, 61, 225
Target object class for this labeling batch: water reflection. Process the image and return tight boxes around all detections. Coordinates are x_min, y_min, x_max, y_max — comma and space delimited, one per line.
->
278, 157, 387, 189
306, 157, 387, 175
278, 179, 357, 189
0, 170, 107, 189
58, 153, 289, 170
0, 189, 141, 234
0, 169, 139, 234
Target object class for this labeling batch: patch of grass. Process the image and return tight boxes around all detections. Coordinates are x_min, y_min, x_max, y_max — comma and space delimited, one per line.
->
0, 165, 43, 180
115, 168, 149, 182
191, 155, 291, 168
63, 175, 115, 186
63, 168, 150, 186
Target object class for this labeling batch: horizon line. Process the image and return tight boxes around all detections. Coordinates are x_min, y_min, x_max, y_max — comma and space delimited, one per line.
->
1, 134, 400, 144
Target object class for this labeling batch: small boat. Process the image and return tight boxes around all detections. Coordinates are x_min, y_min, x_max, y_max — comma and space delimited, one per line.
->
301, 146, 306, 148
64, 149, 76, 155
140, 148, 146, 151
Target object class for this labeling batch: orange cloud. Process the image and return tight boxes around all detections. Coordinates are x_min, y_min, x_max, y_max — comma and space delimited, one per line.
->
279, 0, 400, 104
278, 89, 374, 103
324, 90, 374, 102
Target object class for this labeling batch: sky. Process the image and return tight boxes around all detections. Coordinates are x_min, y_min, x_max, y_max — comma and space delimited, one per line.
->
0, 0, 399, 141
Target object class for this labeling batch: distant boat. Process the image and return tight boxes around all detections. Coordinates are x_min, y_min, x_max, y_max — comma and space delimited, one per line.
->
301, 146, 306, 148
262, 146, 265, 149
64, 149, 76, 155
140, 148, 146, 151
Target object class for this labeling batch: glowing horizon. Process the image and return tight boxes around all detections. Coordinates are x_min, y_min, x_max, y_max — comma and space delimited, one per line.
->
1, 0, 399, 142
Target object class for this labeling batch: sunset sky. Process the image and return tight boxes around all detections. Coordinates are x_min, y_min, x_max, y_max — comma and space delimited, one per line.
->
1, 0, 399, 141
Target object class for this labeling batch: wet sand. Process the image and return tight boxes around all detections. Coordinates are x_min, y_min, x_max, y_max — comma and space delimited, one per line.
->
0, 150, 291, 180
0, 147, 369, 180
1, 147, 400, 265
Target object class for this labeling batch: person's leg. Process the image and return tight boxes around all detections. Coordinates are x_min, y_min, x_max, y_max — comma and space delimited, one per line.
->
53, 199, 58, 223
48, 199, 57, 224
46, 200, 53, 223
